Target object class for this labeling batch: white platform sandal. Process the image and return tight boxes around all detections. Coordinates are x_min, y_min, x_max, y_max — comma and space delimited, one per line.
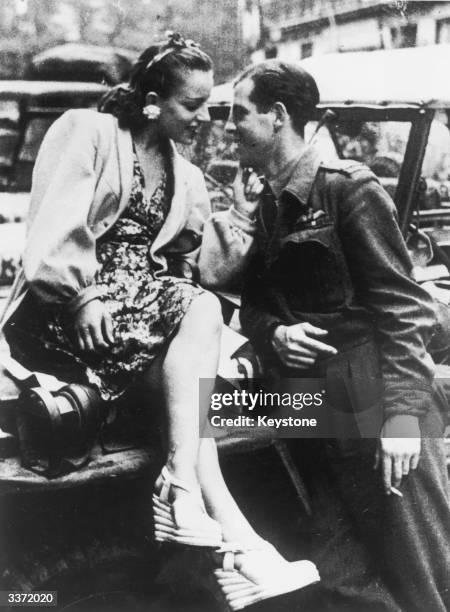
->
152, 466, 223, 548
214, 541, 320, 611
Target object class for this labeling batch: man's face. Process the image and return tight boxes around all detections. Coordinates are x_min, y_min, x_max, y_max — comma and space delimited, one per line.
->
229, 78, 274, 169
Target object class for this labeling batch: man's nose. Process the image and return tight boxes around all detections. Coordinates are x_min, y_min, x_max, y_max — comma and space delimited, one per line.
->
196, 102, 210, 123
225, 115, 236, 134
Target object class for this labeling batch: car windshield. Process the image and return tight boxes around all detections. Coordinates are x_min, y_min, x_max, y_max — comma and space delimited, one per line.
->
310, 119, 412, 203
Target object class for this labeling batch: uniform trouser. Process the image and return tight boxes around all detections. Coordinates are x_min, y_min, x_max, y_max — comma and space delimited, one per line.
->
282, 340, 450, 612
285, 437, 402, 612
290, 422, 449, 612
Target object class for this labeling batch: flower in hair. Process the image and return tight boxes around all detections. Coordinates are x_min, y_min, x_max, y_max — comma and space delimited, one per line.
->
165, 31, 199, 50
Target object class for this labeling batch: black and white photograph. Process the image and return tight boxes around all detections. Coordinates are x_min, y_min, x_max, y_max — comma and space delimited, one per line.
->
0, 1, 449, 611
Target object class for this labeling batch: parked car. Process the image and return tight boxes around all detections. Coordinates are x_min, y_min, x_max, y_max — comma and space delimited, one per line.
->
0, 80, 107, 285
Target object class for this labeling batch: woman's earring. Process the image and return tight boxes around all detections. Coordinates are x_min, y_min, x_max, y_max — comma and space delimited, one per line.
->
143, 104, 161, 120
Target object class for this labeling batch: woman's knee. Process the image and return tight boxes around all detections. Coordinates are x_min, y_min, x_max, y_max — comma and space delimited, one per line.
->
185, 292, 223, 336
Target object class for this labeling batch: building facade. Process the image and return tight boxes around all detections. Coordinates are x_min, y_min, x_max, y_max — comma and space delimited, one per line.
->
242, 0, 450, 63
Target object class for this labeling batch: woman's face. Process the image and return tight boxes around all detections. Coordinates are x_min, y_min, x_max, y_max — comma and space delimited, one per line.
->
157, 69, 213, 145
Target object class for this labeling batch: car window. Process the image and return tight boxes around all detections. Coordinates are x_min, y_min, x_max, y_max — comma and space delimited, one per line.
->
323, 119, 411, 201
420, 112, 450, 207
19, 117, 54, 163
329, 121, 409, 171
0, 100, 20, 174
0, 100, 20, 126
0, 128, 19, 170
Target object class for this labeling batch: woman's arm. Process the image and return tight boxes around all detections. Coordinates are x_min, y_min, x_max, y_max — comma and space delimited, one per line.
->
163, 164, 259, 288
197, 167, 260, 288
198, 205, 257, 288
23, 110, 104, 314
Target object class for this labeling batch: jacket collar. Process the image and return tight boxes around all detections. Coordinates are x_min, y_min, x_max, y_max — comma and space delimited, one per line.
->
282, 145, 322, 206
268, 155, 300, 200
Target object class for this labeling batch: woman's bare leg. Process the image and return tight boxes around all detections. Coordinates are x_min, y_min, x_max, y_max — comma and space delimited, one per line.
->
197, 437, 260, 543
147, 291, 260, 541
147, 291, 222, 491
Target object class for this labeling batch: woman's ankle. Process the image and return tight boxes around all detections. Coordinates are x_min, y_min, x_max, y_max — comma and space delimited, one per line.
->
221, 533, 267, 550
163, 460, 199, 492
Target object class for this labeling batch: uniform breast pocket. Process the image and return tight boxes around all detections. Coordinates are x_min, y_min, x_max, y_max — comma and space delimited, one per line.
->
274, 223, 350, 312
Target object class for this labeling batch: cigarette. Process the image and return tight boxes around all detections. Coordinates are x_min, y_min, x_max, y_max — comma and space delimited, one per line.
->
390, 486, 403, 497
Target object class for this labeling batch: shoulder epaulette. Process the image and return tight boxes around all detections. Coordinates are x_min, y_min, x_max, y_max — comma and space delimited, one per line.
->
320, 158, 377, 182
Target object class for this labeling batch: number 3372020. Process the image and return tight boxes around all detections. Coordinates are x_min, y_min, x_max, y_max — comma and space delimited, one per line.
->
2, 592, 57, 606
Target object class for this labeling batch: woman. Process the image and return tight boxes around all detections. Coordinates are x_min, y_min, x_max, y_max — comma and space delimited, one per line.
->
1, 34, 319, 610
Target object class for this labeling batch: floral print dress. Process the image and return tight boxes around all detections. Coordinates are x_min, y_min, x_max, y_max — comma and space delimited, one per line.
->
8, 152, 204, 401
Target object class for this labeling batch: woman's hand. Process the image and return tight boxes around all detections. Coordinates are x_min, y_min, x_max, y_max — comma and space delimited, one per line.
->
374, 415, 421, 495
74, 298, 115, 354
233, 166, 263, 218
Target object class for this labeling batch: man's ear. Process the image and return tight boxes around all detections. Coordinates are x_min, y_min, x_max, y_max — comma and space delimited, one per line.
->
144, 91, 160, 106
272, 101, 288, 131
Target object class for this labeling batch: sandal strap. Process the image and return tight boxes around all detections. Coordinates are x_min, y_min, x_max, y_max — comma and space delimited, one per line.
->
216, 540, 269, 555
223, 551, 235, 572
157, 466, 203, 503
216, 543, 253, 555
216, 541, 269, 572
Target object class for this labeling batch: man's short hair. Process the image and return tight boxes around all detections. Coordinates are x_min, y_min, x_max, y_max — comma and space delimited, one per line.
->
236, 60, 320, 134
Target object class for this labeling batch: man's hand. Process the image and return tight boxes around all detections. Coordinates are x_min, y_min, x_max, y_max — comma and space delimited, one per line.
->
271, 323, 337, 369
233, 166, 263, 218
74, 298, 115, 354
374, 415, 421, 495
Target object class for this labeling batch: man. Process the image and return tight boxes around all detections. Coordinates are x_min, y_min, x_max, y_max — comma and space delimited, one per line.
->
231, 60, 450, 611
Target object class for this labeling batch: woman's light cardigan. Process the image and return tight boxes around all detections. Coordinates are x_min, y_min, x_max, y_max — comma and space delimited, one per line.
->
1, 109, 255, 326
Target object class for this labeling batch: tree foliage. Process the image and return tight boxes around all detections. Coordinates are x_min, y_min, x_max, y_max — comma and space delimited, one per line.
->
0, 0, 245, 83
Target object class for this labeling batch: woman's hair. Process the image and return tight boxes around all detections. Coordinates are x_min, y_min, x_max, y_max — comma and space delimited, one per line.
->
99, 32, 213, 130
235, 60, 319, 135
